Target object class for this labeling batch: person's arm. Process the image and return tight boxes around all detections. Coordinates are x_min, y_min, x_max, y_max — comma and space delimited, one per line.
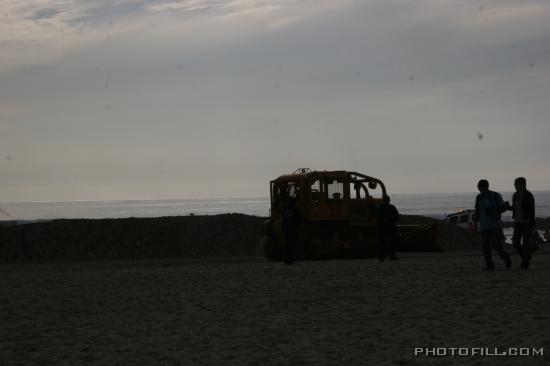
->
496, 193, 506, 214
474, 195, 480, 222
391, 205, 399, 224
512, 193, 516, 211
527, 192, 536, 227
395, 207, 400, 224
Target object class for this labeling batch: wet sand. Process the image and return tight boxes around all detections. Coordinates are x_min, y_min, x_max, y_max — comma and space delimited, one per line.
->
2, 250, 550, 366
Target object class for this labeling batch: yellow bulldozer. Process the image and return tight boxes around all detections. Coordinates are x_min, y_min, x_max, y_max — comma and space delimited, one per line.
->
261, 168, 439, 260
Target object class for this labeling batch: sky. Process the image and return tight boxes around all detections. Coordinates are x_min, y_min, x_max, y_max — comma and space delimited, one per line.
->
1, 0, 549, 202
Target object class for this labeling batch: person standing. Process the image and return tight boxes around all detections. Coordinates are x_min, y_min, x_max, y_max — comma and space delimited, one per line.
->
281, 198, 302, 265
376, 195, 399, 261
474, 179, 511, 270
508, 177, 536, 269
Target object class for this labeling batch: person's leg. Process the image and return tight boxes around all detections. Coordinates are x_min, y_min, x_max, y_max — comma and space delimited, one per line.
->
378, 232, 387, 261
512, 224, 525, 262
481, 230, 494, 269
519, 224, 532, 268
389, 230, 399, 260
492, 228, 511, 267
283, 233, 295, 264
513, 223, 532, 268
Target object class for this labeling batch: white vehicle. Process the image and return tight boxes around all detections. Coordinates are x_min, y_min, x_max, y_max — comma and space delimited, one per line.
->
444, 209, 479, 232
446, 210, 548, 246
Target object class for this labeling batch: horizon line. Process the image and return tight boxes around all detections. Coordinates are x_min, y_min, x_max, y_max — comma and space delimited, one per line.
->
2, 190, 550, 204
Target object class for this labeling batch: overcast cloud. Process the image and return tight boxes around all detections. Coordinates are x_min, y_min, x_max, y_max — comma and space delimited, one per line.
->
1, 0, 549, 201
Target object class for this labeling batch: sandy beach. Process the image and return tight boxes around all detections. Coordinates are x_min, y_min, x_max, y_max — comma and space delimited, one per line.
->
2, 249, 550, 366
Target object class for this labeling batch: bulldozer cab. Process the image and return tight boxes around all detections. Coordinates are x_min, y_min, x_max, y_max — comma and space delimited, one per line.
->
270, 168, 387, 222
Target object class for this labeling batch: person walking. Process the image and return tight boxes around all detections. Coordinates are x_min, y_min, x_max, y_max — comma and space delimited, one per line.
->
376, 195, 400, 261
508, 177, 536, 269
474, 179, 511, 270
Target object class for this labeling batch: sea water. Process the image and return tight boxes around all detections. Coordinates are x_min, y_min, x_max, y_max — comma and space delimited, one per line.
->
1, 191, 549, 222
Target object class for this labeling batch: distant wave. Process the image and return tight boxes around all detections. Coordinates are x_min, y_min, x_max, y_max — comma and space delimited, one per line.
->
0, 207, 11, 219
1, 192, 549, 221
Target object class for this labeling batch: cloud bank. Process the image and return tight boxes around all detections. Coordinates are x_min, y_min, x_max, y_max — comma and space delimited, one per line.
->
1, 0, 549, 200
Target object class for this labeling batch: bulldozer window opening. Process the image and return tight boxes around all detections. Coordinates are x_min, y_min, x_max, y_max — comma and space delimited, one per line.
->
366, 181, 384, 199
310, 179, 323, 204
327, 180, 344, 200
350, 182, 368, 199
273, 181, 300, 206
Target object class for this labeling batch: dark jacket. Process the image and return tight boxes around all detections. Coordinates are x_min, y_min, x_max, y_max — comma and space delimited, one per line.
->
474, 190, 506, 229
282, 207, 302, 237
377, 203, 399, 232
511, 190, 535, 226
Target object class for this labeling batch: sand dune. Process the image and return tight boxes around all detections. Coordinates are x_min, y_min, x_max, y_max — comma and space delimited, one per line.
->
0, 214, 481, 264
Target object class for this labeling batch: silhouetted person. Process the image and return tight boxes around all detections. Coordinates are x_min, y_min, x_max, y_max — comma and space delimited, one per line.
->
474, 179, 511, 270
508, 177, 535, 269
281, 198, 302, 265
376, 195, 399, 261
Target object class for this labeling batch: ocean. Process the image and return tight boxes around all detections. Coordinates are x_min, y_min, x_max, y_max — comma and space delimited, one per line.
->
1, 191, 550, 222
